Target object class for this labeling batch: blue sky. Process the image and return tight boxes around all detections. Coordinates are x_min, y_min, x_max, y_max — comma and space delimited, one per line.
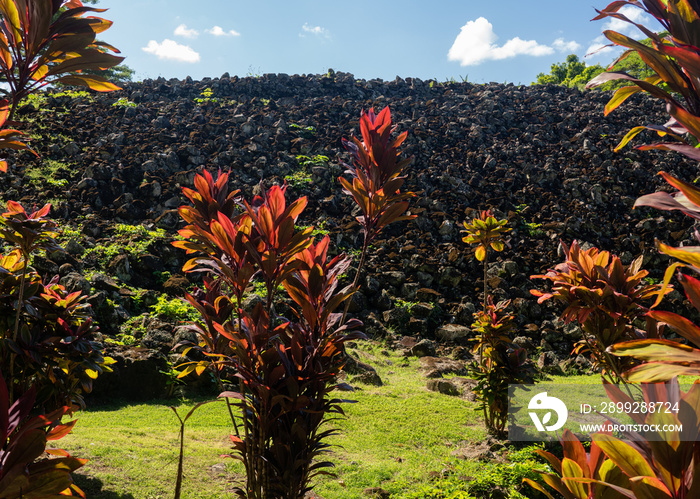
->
100, 1, 656, 84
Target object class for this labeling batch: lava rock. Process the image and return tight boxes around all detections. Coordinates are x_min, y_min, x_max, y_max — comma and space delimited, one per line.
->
411, 339, 436, 357
435, 324, 471, 343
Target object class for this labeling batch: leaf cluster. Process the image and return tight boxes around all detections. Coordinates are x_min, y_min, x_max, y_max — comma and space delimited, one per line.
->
525, 428, 628, 499
0, 0, 124, 119
528, 380, 700, 499
462, 209, 510, 262
0, 371, 86, 497
340, 107, 416, 248
531, 240, 665, 383
587, 1, 700, 160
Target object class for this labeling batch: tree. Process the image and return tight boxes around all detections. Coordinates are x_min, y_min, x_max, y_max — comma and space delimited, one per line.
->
534, 32, 668, 91
534, 54, 606, 89
83, 64, 134, 83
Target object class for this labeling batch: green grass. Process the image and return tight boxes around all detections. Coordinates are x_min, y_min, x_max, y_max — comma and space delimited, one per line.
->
63, 356, 683, 498
112, 97, 137, 108
25, 159, 70, 189
62, 399, 239, 498
318, 345, 485, 498
62, 342, 487, 498
83, 223, 170, 265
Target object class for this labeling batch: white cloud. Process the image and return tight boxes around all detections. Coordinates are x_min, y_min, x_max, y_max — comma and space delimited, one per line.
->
174, 24, 198, 39
205, 26, 241, 37
448, 17, 554, 66
553, 38, 581, 52
300, 23, 330, 38
142, 39, 200, 63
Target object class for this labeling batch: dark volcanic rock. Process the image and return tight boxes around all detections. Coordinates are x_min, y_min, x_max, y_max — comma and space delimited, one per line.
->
89, 346, 170, 401
9, 73, 695, 378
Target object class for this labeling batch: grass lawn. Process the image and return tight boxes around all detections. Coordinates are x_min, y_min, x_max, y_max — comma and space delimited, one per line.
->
65, 343, 676, 498
60, 342, 489, 498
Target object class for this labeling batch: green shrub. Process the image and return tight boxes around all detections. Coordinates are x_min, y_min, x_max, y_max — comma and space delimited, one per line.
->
396, 446, 544, 499
284, 168, 312, 188
151, 294, 198, 323
112, 97, 137, 108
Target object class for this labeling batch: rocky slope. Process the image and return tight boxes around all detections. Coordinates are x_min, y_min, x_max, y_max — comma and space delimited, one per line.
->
5, 71, 697, 396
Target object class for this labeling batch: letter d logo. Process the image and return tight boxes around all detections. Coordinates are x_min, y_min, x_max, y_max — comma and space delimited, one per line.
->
528, 392, 568, 432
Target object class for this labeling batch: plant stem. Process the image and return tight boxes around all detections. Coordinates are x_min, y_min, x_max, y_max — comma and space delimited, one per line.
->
215, 369, 240, 438
483, 249, 488, 313
174, 418, 185, 499
340, 238, 369, 326
480, 249, 488, 371
9, 255, 27, 404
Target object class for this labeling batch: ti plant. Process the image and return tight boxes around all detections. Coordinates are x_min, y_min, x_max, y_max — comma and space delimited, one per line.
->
586, 0, 700, 161
529, 381, 700, 499
0, 0, 124, 120
339, 106, 416, 322
173, 170, 245, 383
531, 240, 665, 385
0, 371, 86, 498
174, 170, 365, 498
469, 297, 533, 437
0, 200, 111, 410
531, 5, 700, 499
462, 209, 511, 309
524, 429, 630, 499
461, 211, 532, 437
584, 1, 700, 384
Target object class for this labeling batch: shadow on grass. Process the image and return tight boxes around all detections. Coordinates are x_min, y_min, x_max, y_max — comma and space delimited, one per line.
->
83, 392, 223, 412
73, 474, 137, 499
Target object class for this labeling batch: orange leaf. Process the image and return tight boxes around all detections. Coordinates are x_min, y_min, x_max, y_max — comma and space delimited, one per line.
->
56, 74, 121, 92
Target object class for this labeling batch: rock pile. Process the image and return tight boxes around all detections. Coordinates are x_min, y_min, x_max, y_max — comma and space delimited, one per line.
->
4, 72, 696, 394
